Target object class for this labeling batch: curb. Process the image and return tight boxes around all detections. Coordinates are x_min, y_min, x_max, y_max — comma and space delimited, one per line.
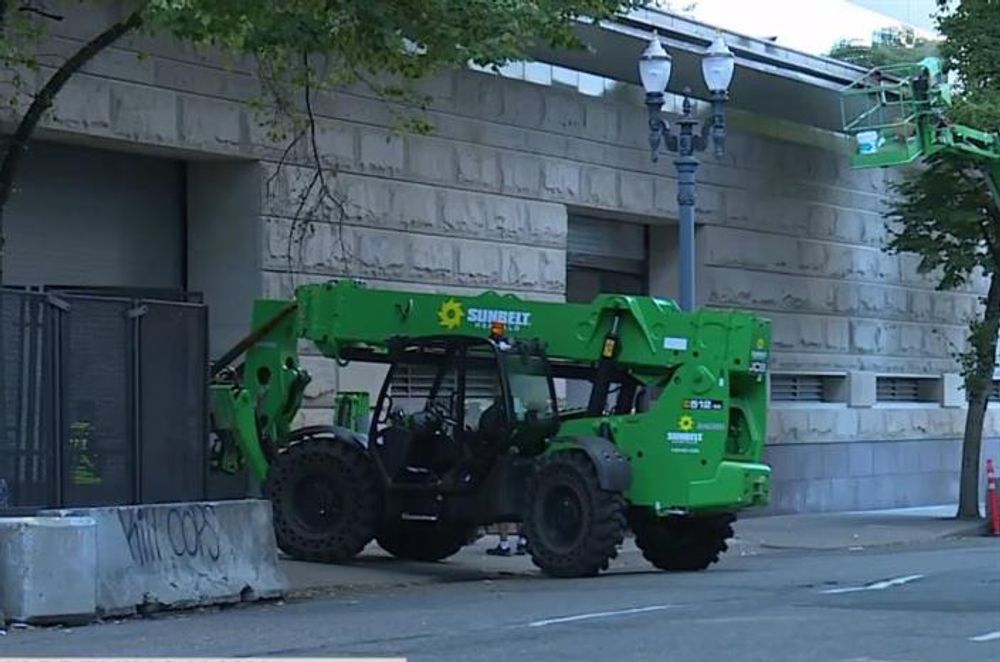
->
945, 520, 993, 539
730, 520, 991, 553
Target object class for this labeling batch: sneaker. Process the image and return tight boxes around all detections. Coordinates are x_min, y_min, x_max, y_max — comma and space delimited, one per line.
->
515, 540, 528, 555
486, 544, 512, 557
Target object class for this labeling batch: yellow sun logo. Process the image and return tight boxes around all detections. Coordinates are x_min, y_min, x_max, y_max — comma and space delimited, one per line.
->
756, 337, 766, 350
678, 415, 695, 432
437, 299, 464, 330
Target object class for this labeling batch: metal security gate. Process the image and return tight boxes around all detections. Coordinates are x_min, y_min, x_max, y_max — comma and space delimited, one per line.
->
567, 215, 648, 303
0, 291, 57, 510
0, 287, 208, 511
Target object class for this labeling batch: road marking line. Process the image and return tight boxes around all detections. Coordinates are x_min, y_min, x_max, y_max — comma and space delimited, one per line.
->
820, 574, 925, 594
970, 630, 1000, 642
526, 605, 672, 627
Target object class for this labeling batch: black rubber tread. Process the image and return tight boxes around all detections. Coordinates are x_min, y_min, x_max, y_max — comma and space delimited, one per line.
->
633, 513, 736, 571
265, 435, 381, 563
523, 450, 627, 578
376, 519, 474, 562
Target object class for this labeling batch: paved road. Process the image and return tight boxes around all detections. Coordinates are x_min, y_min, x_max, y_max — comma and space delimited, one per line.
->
4, 538, 998, 662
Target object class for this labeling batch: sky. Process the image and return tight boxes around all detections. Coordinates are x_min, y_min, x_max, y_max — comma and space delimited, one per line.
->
655, 0, 939, 56
850, 0, 940, 32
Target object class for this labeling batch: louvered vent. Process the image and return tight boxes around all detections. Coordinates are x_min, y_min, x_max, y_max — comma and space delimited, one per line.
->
770, 375, 825, 402
876, 377, 928, 402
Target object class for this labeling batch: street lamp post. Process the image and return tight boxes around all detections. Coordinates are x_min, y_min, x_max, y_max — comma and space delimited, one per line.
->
639, 34, 735, 312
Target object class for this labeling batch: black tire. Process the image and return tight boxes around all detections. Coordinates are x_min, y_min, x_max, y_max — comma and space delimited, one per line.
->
523, 451, 626, 578
633, 513, 735, 571
376, 519, 473, 562
265, 435, 381, 563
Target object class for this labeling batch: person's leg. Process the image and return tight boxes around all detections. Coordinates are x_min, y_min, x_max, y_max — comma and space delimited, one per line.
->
515, 523, 528, 555
486, 522, 514, 556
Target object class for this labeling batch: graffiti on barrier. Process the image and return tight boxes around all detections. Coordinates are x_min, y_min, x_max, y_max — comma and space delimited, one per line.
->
117, 504, 222, 566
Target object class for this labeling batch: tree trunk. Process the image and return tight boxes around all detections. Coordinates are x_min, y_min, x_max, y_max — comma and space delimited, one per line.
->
0, 7, 143, 285
957, 274, 1000, 519
959, 391, 989, 519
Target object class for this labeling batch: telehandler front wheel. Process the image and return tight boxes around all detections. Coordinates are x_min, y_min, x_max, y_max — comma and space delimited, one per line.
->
524, 451, 627, 578
376, 519, 474, 562
633, 513, 735, 571
266, 436, 381, 563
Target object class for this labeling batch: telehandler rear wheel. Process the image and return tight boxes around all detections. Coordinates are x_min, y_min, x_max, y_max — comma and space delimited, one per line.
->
524, 451, 626, 578
633, 513, 735, 571
376, 519, 474, 562
266, 436, 381, 563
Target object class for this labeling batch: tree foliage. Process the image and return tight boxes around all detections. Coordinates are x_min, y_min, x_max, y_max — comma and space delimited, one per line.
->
146, 0, 641, 141
828, 3, 1000, 519
886, 153, 1000, 291
885, 152, 1000, 396
0, 0, 641, 282
148, 0, 639, 75
879, 0, 1000, 519
936, 0, 1000, 131
828, 27, 938, 69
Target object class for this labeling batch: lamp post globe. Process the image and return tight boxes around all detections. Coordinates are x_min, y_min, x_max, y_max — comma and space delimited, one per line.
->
638, 35, 672, 97
701, 34, 735, 94
640, 31, 733, 313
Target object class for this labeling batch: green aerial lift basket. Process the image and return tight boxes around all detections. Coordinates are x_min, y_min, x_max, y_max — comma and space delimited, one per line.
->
840, 56, 1000, 169
840, 58, 948, 168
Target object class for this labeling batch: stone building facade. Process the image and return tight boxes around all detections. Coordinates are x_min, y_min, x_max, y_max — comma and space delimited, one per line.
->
4, 5, 997, 512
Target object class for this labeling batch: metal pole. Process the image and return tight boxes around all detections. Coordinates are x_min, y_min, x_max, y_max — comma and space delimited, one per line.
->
646, 89, 722, 312
674, 96, 699, 313
675, 155, 698, 312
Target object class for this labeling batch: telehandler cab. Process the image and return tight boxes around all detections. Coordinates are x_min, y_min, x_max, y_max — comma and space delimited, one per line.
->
209, 280, 771, 577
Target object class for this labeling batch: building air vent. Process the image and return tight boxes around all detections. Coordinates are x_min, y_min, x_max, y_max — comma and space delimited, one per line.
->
876, 376, 934, 403
770, 375, 826, 402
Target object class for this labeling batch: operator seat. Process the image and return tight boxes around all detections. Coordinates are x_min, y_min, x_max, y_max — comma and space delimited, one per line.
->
471, 399, 510, 458
405, 409, 459, 478
478, 401, 503, 438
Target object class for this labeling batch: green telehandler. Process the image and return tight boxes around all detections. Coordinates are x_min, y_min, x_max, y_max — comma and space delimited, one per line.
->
209, 280, 771, 578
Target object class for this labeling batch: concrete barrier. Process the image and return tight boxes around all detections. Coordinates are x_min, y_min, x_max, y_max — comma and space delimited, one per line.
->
42, 499, 287, 616
0, 517, 97, 624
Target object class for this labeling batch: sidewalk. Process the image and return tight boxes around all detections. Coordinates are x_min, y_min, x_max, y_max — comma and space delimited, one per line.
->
281, 505, 992, 598
731, 504, 987, 551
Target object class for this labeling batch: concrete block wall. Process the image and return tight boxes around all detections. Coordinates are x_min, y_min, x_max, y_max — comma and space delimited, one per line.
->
20, 6, 997, 510
764, 391, 1000, 511
259, 165, 569, 299
765, 436, 1000, 513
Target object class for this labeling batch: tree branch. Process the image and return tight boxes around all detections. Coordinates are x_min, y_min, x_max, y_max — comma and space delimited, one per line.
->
281, 51, 350, 287
18, 3, 64, 21
0, 5, 144, 283
981, 165, 1000, 214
